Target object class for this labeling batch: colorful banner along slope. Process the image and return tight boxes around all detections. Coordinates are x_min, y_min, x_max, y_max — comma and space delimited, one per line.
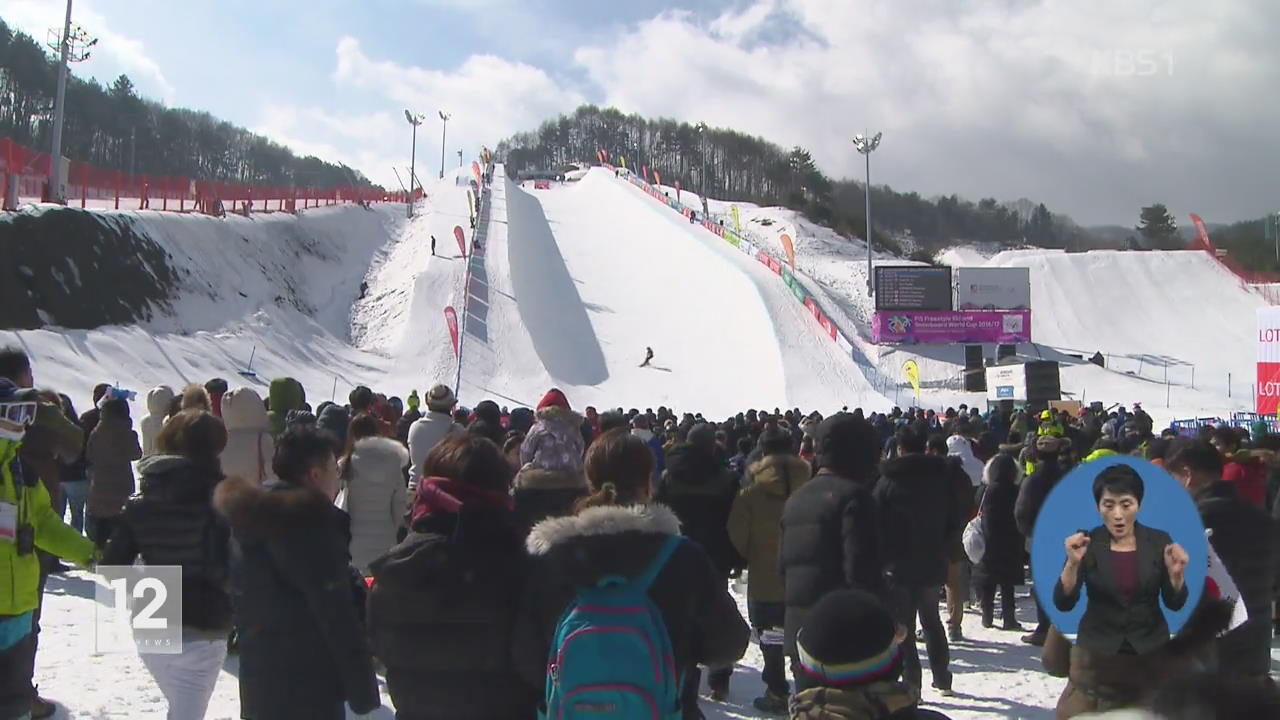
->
872, 310, 1031, 345
1257, 307, 1280, 414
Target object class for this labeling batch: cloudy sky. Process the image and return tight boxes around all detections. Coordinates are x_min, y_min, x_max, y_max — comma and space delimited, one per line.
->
2, 0, 1276, 225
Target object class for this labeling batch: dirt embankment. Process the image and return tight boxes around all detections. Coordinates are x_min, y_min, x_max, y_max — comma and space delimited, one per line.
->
0, 208, 183, 329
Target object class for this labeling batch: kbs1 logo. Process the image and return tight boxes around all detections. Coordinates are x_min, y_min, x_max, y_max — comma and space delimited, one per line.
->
1092, 50, 1174, 77
94, 566, 183, 654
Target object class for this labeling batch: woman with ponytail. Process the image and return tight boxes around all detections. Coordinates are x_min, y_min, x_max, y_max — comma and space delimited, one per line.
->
513, 429, 749, 720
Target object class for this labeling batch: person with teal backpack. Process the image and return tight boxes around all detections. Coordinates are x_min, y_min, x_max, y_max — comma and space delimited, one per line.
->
515, 429, 749, 720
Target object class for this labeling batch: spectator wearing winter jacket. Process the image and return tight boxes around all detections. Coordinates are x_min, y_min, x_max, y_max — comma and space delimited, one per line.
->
946, 428, 983, 487
874, 427, 956, 695
204, 378, 228, 418
368, 433, 536, 720
728, 425, 810, 714
102, 410, 233, 720
219, 387, 275, 486
140, 385, 175, 456
180, 383, 211, 413
1211, 426, 1267, 508
512, 390, 587, 536
780, 413, 886, 687
316, 403, 351, 455
1014, 435, 1068, 645
513, 429, 749, 720
973, 455, 1024, 631
395, 394, 422, 447
339, 414, 409, 574
630, 415, 667, 492
214, 426, 380, 720
472, 400, 506, 445
407, 384, 464, 484
266, 377, 306, 438
1167, 442, 1280, 680
925, 434, 977, 641
85, 397, 143, 549
790, 590, 953, 720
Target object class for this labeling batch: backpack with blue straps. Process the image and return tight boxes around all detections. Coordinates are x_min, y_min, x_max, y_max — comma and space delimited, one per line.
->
542, 534, 684, 720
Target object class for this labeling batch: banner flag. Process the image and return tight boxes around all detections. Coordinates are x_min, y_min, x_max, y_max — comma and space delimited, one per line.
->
620, 156, 627, 169
903, 360, 921, 400
643, 165, 649, 183
731, 205, 741, 234
654, 170, 662, 187
781, 233, 797, 271
675, 180, 681, 203
444, 307, 459, 358
454, 225, 467, 258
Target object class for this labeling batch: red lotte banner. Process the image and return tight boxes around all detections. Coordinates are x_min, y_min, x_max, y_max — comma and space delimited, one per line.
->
444, 306, 459, 358
1257, 307, 1280, 413
454, 225, 467, 258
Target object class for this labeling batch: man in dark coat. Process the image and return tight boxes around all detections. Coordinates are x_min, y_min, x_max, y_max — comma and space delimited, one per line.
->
1167, 441, 1280, 681
926, 434, 976, 642
214, 427, 380, 720
1014, 435, 1067, 646
779, 413, 885, 690
874, 427, 956, 695
655, 423, 742, 701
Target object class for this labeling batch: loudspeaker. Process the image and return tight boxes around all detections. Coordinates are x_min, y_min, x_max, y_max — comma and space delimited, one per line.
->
963, 345, 986, 392
1025, 360, 1061, 401
997, 344, 1016, 361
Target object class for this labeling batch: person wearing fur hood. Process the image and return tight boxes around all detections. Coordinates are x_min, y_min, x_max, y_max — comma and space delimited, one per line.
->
512, 429, 749, 720
339, 414, 409, 574
219, 387, 275, 486
511, 389, 587, 535
213, 426, 380, 720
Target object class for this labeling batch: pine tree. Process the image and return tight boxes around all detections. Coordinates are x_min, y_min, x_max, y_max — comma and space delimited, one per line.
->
1136, 204, 1180, 249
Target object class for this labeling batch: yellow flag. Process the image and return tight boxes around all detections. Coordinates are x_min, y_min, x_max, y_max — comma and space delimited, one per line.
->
620, 156, 627, 169
902, 360, 921, 400
731, 205, 741, 234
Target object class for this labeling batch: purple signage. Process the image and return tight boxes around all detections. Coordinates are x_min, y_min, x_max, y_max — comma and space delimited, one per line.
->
872, 310, 1031, 345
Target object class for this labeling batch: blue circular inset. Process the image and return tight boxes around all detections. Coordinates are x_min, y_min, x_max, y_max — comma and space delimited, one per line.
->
1029, 456, 1206, 638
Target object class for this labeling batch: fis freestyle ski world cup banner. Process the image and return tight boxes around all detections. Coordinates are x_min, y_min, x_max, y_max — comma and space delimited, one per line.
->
1257, 307, 1280, 414
872, 310, 1031, 345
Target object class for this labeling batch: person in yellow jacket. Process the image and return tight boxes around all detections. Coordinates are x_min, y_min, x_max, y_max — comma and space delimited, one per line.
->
0, 348, 95, 720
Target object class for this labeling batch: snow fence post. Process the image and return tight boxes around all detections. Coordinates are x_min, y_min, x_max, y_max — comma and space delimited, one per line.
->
1229, 373, 1232, 398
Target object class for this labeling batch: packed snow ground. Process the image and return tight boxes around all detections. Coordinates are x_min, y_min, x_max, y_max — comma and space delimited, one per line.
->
36, 568, 1069, 720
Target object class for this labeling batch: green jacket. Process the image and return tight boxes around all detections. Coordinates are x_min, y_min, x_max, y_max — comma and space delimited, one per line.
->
1, 439, 94, 615
267, 377, 305, 437
727, 454, 810, 603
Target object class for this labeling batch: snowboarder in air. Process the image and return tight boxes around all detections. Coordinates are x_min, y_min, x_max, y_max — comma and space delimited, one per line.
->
640, 347, 654, 368
431, 235, 437, 255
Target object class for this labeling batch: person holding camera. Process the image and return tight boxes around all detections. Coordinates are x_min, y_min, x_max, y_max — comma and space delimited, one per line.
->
0, 347, 95, 720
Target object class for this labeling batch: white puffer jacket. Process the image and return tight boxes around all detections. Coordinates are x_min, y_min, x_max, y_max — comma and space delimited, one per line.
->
345, 436, 410, 574
140, 385, 174, 457
947, 435, 984, 487
220, 388, 275, 485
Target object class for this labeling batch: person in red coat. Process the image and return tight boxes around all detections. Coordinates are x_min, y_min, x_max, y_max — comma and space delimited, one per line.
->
1212, 427, 1267, 508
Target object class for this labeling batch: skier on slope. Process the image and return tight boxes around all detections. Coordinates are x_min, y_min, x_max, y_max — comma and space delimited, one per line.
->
641, 347, 654, 368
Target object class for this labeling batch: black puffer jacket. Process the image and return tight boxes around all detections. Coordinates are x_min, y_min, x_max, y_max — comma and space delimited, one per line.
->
873, 454, 955, 588
1015, 456, 1063, 539
512, 468, 587, 537
512, 504, 749, 704
368, 506, 536, 720
656, 444, 742, 576
1195, 480, 1280, 676
975, 469, 1024, 586
102, 455, 232, 633
214, 475, 379, 719
779, 469, 885, 654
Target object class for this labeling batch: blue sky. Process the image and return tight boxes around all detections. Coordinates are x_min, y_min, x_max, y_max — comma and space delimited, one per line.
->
2, 0, 1277, 225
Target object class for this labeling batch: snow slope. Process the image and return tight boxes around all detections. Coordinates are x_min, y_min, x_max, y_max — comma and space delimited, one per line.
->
455, 166, 885, 416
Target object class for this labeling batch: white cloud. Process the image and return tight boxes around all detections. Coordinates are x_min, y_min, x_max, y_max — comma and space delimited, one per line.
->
572, 0, 1280, 225
253, 36, 585, 190
1, 0, 176, 102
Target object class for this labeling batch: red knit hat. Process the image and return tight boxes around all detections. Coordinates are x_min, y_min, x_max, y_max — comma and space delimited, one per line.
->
537, 388, 570, 411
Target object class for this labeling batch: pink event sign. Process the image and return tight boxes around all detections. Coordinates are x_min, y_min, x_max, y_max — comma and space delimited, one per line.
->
871, 310, 1031, 345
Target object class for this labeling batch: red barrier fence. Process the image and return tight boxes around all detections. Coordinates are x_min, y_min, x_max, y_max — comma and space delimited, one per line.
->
1, 137, 412, 215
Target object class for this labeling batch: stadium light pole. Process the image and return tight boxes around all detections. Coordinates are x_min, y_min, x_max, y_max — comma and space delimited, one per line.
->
438, 111, 451, 179
853, 131, 883, 296
404, 110, 425, 218
694, 121, 710, 221
46, 0, 97, 204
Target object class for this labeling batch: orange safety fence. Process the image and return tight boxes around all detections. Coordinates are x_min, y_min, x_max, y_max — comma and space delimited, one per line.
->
1, 136, 416, 214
